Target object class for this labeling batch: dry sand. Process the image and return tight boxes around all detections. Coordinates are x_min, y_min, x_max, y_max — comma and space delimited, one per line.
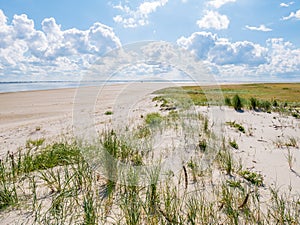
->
222, 108, 300, 195
0, 83, 174, 156
1, 82, 299, 196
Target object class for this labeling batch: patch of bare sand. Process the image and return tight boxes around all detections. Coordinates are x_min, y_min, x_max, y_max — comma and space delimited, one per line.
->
200, 106, 300, 195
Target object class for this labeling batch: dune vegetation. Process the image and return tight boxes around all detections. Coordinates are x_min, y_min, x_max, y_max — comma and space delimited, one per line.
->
0, 83, 300, 224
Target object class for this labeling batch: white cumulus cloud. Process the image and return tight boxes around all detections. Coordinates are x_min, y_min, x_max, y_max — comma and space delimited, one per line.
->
245, 24, 272, 32
0, 9, 121, 80
280, 2, 294, 7
210, 39, 268, 66
177, 32, 267, 65
177, 31, 300, 79
282, 9, 300, 20
113, 0, 168, 28
197, 11, 230, 30
262, 38, 300, 75
208, 0, 236, 9
177, 32, 217, 59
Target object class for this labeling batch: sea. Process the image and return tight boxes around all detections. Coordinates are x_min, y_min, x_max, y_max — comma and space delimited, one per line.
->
0, 80, 200, 93
0, 80, 140, 93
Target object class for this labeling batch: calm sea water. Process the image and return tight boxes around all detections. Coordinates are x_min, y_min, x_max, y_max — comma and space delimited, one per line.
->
0, 81, 134, 93
0, 80, 197, 93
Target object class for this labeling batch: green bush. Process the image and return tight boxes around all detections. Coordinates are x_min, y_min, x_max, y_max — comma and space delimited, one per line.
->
225, 97, 231, 106
292, 112, 300, 119
104, 111, 113, 115
198, 139, 207, 152
226, 121, 245, 133
232, 94, 243, 111
145, 113, 163, 127
240, 170, 263, 186
22, 143, 81, 173
259, 100, 271, 112
272, 99, 278, 107
249, 97, 258, 110
229, 140, 239, 149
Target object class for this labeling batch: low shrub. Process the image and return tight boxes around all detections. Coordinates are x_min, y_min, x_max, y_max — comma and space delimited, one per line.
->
232, 94, 243, 111
225, 96, 231, 106
145, 113, 163, 127
249, 97, 258, 110
240, 170, 263, 186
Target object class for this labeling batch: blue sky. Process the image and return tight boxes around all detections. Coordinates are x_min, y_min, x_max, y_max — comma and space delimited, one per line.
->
0, 0, 300, 81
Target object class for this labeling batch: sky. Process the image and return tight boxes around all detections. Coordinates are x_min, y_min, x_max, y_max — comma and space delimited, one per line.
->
0, 0, 300, 82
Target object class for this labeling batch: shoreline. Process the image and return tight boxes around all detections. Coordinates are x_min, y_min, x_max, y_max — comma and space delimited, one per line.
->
1, 80, 300, 94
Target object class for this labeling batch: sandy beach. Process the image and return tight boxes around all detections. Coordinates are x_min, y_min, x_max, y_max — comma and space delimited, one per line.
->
0, 82, 300, 224
1, 83, 299, 190
0, 83, 176, 155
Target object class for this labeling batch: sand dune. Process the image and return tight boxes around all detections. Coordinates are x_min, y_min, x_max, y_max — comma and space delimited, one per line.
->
1, 83, 300, 224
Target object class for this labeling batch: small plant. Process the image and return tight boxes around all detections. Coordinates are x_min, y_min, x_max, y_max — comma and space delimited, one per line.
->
225, 96, 231, 106
226, 121, 245, 133
259, 100, 271, 112
272, 99, 278, 107
104, 110, 113, 115
218, 149, 234, 176
240, 170, 263, 186
292, 112, 300, 119
276, 137, 299, 148
286, 137, 298, 148
226, 179, 243, 190
286, 148, 294, 171
120, 170, 142, 225
219, 183, 239, 224
145, 112, 163, 127
0, 184, 18, 210
187, 159, 198, 182
135, 125, 151, 139
186, 196, 200, 224
22, 142, 81, 173
152, 96, 170, 108
198, 139, 207, 152
232, 94, 243, 111
83, 192, 97, 225
204, 117, 209, 133
249, 97, 258, 110
229, 140, 239, 149
26, 138, 45, 148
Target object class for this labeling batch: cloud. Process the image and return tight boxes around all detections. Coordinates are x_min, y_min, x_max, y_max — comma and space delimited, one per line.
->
245, 24, 272, 32
177, 32, 267, 65
177, 31, 300, 79
280, 2, 294, 7
177, 32, 217, 59
197, 11, 230, 30
12, 14, 36, 39
0, 10, 121, 80
262, 38, 300, 75
210, 39, 268, 66
282, 9, 300, 20
208, 0, 236, 9
0, 11, 13, 49
0, 9, 7, 26
113, 0, 168, 28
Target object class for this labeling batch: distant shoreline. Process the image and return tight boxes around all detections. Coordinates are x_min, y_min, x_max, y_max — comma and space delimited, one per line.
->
1, 80, 299, 94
